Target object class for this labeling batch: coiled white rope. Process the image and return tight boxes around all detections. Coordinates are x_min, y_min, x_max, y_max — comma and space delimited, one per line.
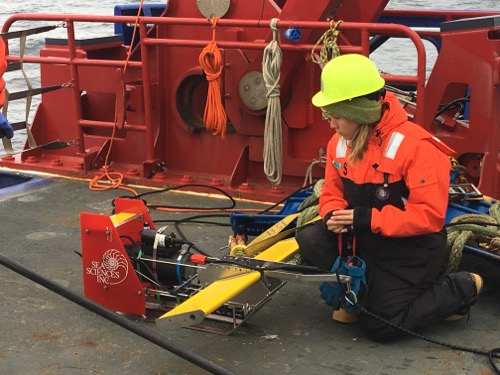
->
262, 18, 283, 186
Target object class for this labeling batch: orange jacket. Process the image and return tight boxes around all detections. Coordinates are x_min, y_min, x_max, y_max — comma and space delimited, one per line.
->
319, 91, 454, 237
0, 37, 6, 109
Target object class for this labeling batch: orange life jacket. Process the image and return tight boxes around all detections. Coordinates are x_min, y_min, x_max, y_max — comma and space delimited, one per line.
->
319, 92, 455, 237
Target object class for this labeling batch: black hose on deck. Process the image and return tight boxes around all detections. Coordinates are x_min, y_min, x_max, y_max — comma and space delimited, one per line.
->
0, 252, 238, 375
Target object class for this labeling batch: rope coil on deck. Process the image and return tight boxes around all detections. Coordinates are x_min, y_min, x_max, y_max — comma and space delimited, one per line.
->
199, 17, 227, 140
446, 201, 500, 273
262, 18, 283, 186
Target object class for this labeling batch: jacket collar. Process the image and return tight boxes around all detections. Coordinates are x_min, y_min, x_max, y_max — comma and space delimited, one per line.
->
369, 91, 408, 145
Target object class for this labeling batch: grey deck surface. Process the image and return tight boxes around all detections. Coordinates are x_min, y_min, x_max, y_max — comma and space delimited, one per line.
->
0, 174, 499, 375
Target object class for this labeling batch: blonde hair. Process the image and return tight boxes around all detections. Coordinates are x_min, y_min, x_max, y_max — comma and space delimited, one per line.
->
349, 124, 372, 164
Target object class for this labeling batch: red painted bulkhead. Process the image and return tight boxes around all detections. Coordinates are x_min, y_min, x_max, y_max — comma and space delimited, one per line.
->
1, 1, 499, 200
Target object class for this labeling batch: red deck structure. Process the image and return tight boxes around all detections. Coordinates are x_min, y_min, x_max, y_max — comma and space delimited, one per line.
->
1, 1, 499, 200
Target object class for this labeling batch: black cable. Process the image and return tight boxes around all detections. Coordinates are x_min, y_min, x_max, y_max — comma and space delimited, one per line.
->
258, 181, 316, 214
490, 348, 500, 374
119, 234, 137, 244
134, 258, 167, 290
331, 252, 499, 374
136, 184, 237, 211
118, 237, 167, 288
155, 219, 231, 226
154, 216, 232, 227
146, 183, 318, 259
435, 97, 469, 118
207, 258, 328, 274
117, 181, 317, 215
153, 214, 231, 256
173, 221, 210, 256
352, 301, 500, 374
123, 182, 318, 253
0, 253, 238, 375
436, 102, 464, 118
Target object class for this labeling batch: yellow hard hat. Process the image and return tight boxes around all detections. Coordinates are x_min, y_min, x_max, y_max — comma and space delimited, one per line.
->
312, 54, 385, 107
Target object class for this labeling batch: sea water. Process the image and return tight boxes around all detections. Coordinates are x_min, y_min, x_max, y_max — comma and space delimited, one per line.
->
0, 0, 498, 149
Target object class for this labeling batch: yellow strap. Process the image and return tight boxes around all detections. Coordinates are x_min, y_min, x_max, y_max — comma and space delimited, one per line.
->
241, 214, 321, 257
247, 212, 299, 247
230, 212, 299, 256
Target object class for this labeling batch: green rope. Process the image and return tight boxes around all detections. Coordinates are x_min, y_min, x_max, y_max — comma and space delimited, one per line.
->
286, 253, 302, 265
446, 202, 500, 273
280, 180, 323, 265
297, 179, 324, 227
287, 179, 325, 265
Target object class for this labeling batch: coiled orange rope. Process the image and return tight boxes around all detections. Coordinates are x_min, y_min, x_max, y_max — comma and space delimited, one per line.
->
198, 17, 227, 140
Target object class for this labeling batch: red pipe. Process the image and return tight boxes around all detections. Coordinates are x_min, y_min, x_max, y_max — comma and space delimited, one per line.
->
381, 9, 498, 20
3, 11, 498, 30
1, 13, 431, 153
65, 20, 85, 154
5, 56, 142, 69
79, 120, 146, 133
139, 22, 155, 161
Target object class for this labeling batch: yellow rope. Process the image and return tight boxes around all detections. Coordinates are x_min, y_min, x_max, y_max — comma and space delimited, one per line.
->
311, 20, 342, 65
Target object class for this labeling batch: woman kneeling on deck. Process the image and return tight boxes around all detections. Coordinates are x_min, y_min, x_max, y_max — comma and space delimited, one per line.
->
296, 54, 482, 342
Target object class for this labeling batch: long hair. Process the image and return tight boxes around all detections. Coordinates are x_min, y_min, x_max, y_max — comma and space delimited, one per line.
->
349, 124, 373, 164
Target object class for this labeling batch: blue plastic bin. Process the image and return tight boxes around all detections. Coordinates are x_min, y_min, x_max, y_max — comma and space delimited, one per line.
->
114, 3, 168, 46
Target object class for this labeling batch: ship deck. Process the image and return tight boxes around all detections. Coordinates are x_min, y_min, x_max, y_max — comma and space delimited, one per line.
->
0, 171, 499, 375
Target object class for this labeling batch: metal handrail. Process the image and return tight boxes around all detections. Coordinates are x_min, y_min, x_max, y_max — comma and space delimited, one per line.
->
1, 13, 430, 160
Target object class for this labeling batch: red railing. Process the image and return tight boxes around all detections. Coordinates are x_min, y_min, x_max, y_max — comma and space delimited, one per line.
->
1, 13, 427, 161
